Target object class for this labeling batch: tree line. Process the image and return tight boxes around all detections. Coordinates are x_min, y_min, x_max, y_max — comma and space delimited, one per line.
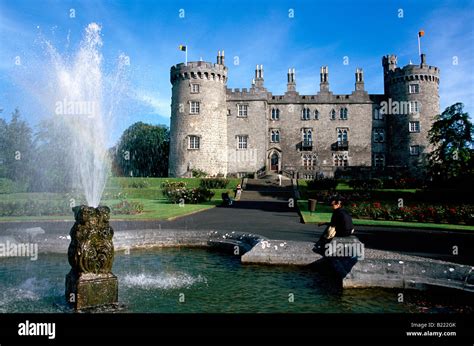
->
0, 109, 169, 193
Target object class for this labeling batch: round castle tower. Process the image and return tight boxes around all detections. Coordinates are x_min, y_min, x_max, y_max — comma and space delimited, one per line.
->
169, 52, 228, 177
382, 54, 440, 175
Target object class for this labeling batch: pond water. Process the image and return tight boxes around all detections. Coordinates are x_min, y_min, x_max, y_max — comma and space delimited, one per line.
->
0, 248, 471, 313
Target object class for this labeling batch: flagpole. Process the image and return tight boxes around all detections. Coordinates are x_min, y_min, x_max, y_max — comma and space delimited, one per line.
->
417, 34, 421, 57
185, 45, 188, 66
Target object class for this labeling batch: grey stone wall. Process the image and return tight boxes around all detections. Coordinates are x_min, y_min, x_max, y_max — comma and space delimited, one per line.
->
169, 54, 439, 178
169, 62, 228, 176
383, 55, 440, 176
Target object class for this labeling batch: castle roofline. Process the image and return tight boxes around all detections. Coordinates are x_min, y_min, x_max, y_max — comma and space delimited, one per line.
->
171, 61, 227, 71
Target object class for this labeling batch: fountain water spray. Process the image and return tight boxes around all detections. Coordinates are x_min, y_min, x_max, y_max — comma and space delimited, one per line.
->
44, 22, 127, 206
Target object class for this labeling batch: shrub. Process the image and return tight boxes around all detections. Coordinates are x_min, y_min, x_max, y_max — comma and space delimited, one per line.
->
0, 178, 15, 194
163, 186, 214, 204
200, 178, 229, 189
0, 178, 28, 194
348, 179, 382, 191
127, 179, 150, 189
0, 199, 71, 216
346, 202, 474, 225
119, 179, 150, 189
111, 200, 144, 215
191, 169, 208, 178
306, 177, 337, 190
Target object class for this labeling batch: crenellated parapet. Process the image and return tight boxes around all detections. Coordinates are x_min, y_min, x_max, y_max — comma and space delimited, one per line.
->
170, 61, 228, 84
383, 54, 440, 86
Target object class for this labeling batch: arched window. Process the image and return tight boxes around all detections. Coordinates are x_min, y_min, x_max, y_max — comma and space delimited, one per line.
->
314, 109, 319, 120
340, 108, 348, 120
271, 108, 280, 120
301, 107, 311, 120
302, 128, 312, 144
330, 109, 336, 120
271, 129, 280, 143
337, 128, 348, 143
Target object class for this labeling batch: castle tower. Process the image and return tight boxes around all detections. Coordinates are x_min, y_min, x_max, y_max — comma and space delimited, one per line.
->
169, 52, 228, 177
382, 53, 440, 176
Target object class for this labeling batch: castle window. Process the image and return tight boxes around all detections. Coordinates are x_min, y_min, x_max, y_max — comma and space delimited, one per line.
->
271, 108, 280, 120
314, 110, 319, 120
339, 108, 348, 120
188, 136, 200, 149
302, 128, 313, 149
237, 104, 248, 117
237, 135, 248, 149
373, 107, 384, 120
337, 128, 348, 143
190, 101, 200, 114
333, 154, 348, 167
410, 145, 420, 156
409, 121, 420, 133
191, 84, 200, 93
409, 101, 419, 114
330, 109, 336, 120
271, 129, 280, 143
302, 108, 311, 120
373, 154, 385, 168
302, 154, 317, 168
409, 84, 419, 94
227, 109, 231, 116
373, 128, 385, 142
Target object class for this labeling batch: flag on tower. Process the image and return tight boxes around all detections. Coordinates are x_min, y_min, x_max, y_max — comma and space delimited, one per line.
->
417, 30, 425, 57
178, 44, 188, 65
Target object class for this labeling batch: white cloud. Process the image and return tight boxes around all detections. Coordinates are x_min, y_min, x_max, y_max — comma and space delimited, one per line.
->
133, 89, 171, 117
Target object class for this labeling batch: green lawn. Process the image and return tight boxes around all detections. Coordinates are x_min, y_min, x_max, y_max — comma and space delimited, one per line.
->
297, 200, 474, 231
0, 177, 241, 222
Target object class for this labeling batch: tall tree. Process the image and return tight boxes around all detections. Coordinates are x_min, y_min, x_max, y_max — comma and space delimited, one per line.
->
428, 102, 473, 182
0, 108, 34, 186
114, 122, 170, 177
31, 115, 75, 192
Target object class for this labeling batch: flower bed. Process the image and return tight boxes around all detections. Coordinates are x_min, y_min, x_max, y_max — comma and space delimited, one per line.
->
347, 202, 474, 225
162, 180, 214, 204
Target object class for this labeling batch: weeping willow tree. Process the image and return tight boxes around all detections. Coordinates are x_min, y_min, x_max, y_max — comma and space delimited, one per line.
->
113, 122, 170, 177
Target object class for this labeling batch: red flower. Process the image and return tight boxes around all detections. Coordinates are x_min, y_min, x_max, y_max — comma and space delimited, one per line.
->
373, 202, 381, 208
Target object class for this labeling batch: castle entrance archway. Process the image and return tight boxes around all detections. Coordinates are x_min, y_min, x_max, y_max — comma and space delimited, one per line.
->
269, 151, 280, 172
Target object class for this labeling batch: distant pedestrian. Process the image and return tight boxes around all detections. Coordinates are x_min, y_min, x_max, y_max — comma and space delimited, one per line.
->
235, 184, 242, 201
278, 173, 282, 186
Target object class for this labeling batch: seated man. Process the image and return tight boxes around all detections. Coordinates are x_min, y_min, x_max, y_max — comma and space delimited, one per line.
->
221, 192, 233, 206
313, 197, 354, 255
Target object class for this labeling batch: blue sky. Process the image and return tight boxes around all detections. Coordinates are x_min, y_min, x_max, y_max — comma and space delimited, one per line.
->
1, 0, 473, 145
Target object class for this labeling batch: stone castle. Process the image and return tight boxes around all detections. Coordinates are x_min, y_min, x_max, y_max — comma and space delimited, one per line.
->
169, 51, 439, 178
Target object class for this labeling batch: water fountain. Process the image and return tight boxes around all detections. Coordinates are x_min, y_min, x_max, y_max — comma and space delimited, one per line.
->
66, 205, 117, 310
43, 23, 123, 310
